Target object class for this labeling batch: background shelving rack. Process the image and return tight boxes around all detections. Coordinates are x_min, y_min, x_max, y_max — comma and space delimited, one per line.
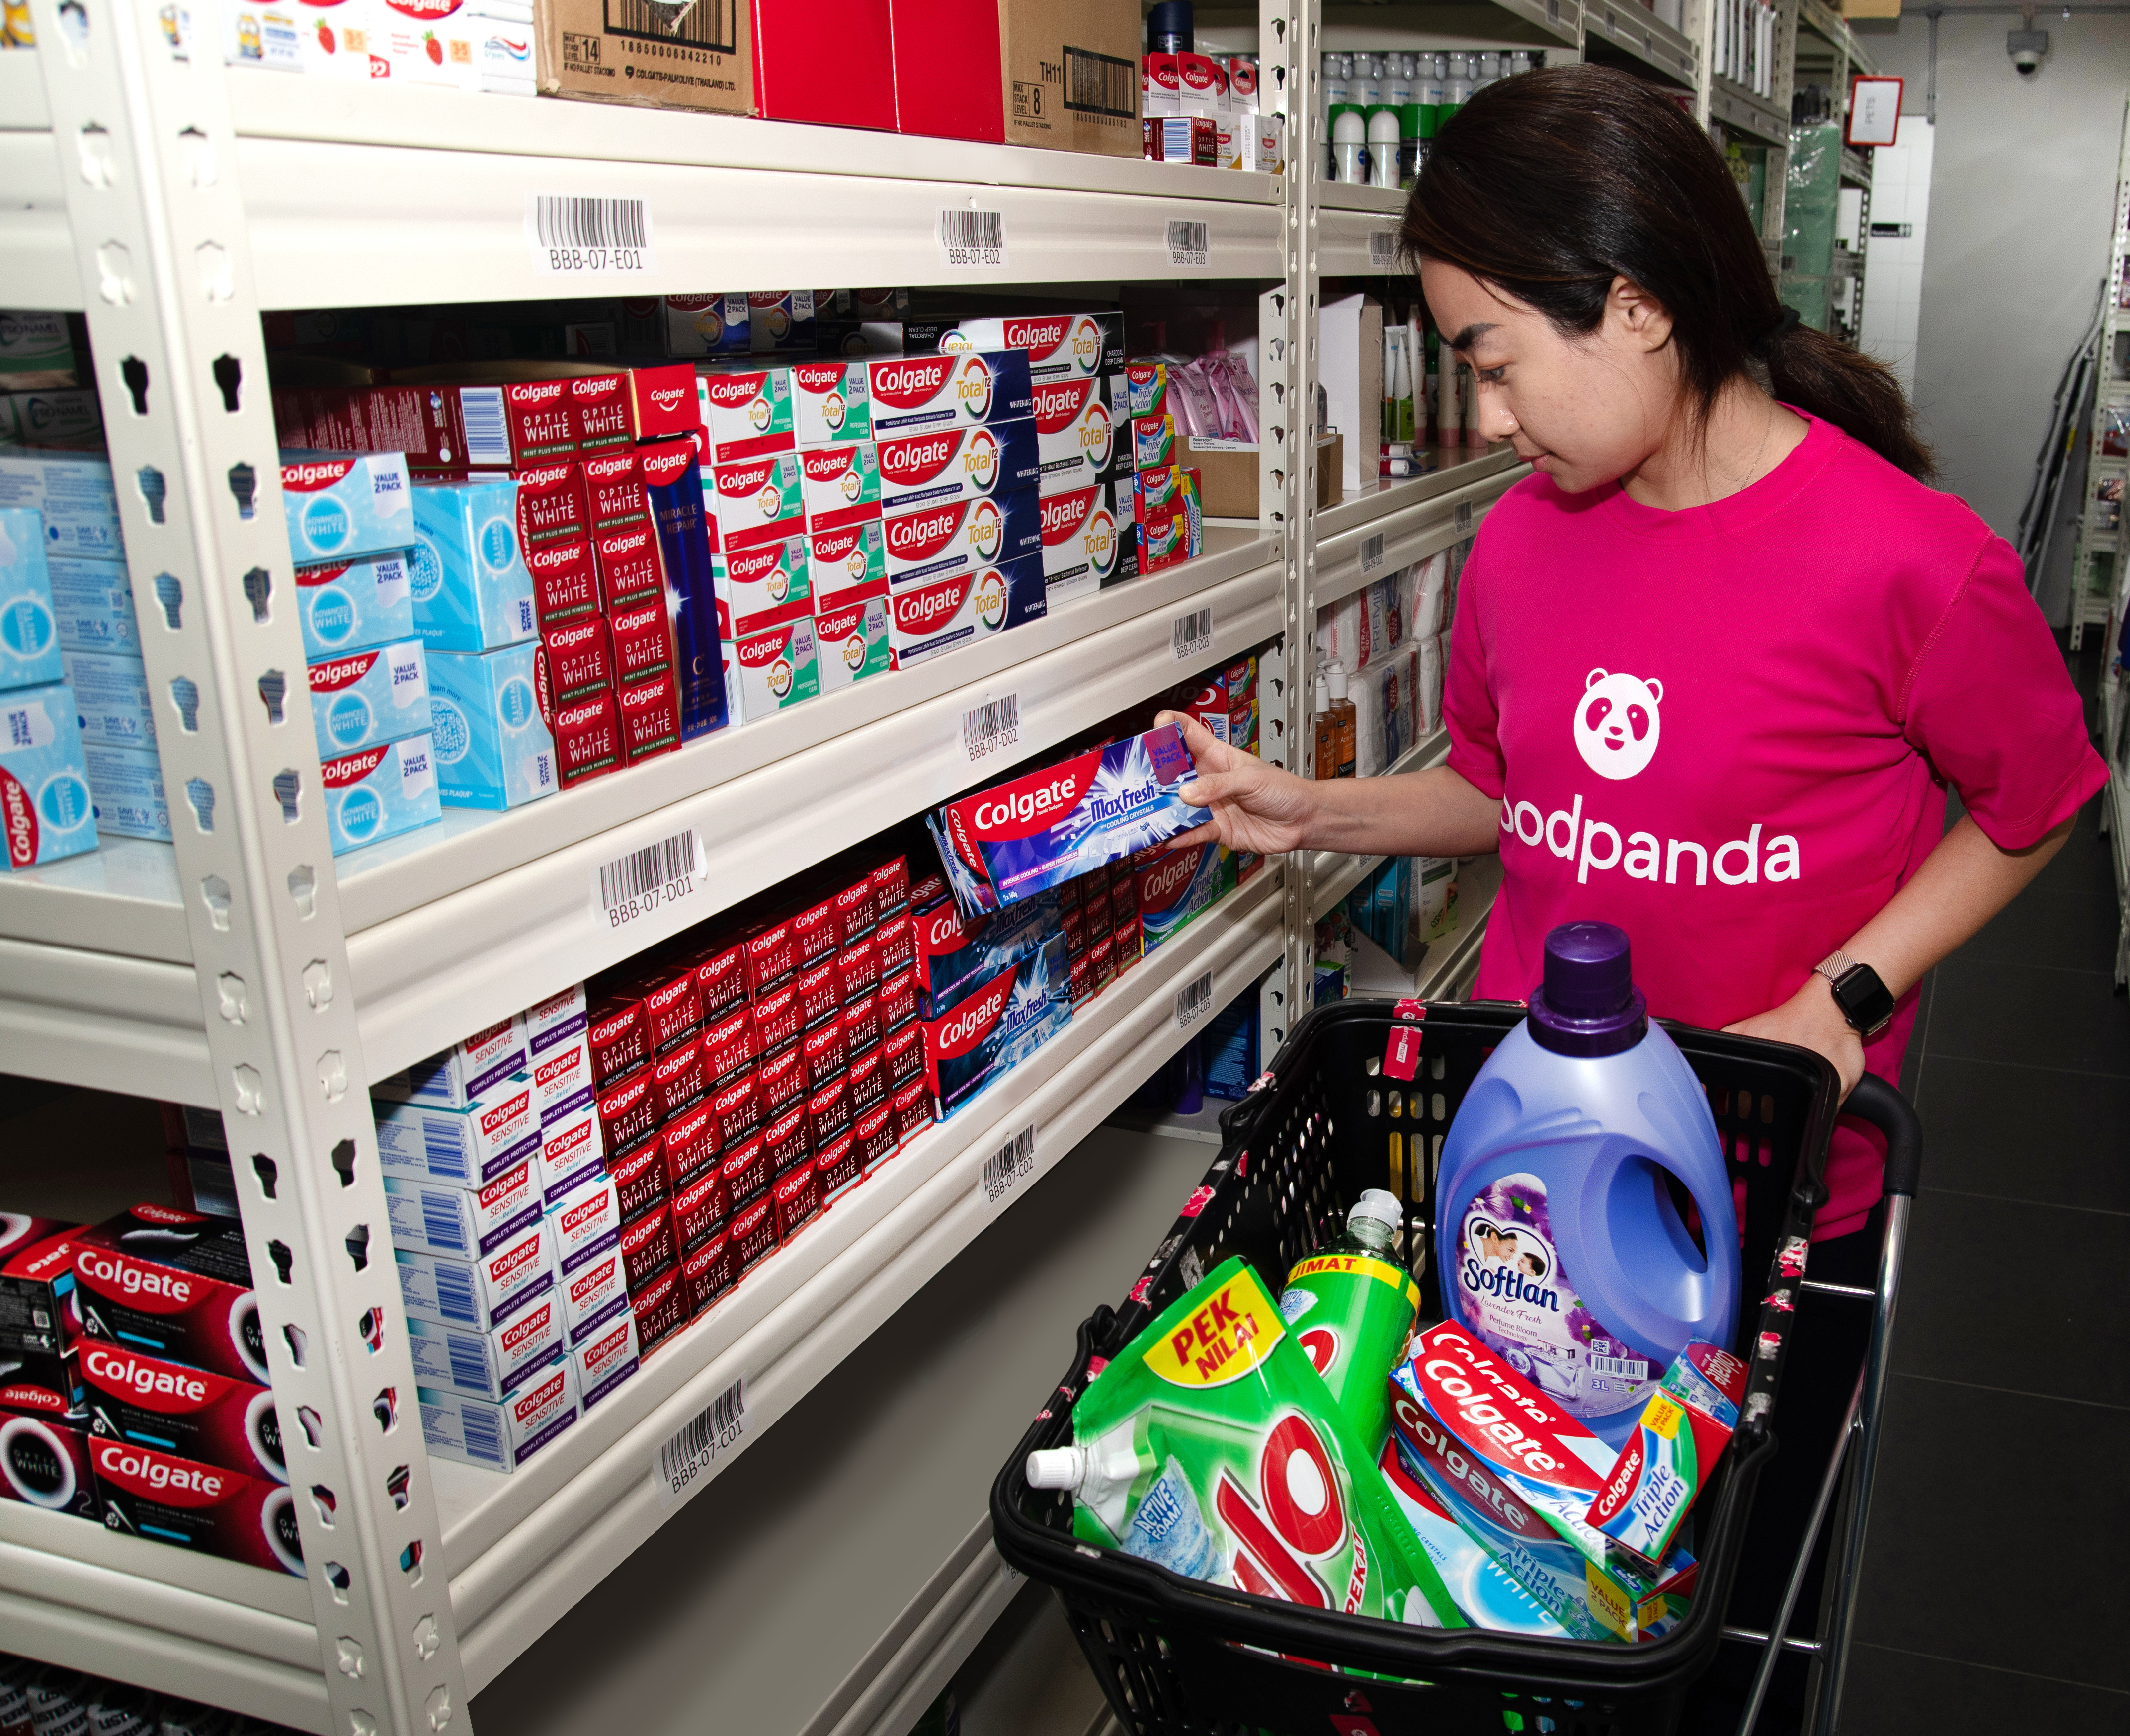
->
0, 0, 1844, 1727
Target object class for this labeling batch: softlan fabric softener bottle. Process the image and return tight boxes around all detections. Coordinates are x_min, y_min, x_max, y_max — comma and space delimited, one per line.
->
1434, 922, 1740, 1449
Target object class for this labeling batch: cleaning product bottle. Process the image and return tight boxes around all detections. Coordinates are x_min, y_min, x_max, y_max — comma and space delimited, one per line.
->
1280, 1189, 1420, 1454
1433, 922, 1740, 1449
1327, 661, 1357, 778
1313, 669, 1335, 780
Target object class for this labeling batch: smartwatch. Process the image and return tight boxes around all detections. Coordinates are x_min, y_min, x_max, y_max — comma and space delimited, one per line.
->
1813, 951, 1896, 1039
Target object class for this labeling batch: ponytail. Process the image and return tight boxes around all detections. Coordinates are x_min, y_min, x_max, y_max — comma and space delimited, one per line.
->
1405, 65, 1935, 479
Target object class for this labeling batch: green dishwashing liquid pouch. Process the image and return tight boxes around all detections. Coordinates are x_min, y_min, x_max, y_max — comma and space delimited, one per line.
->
1027, 1256, 1465, 1630
1279, 1188, 1421, 1458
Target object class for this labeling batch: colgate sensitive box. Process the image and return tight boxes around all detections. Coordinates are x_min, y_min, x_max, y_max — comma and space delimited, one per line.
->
372, 1015, 526, 1109
865, 351, 1034, 436
572, 1309, 640, 1412
395, 1219, 555, 1334
407, 1300, 563, 1402
420, 1356, 578, 1473
375, 1077, 540, 1186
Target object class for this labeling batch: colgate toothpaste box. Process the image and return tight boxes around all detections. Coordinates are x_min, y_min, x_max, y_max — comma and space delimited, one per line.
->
888, 555, 1044, 669
839, 932, 882, 1003
663, 1098, 723, 1194
1031, 372, 1130, 494
1039, 481, 1137, 606
1134, 837, 1222, 953
1588, 1341, 1748, 1573
753, 980, 804, 1059
797, 444, 883, 535
376, 1076, 540, 1186
91, 1436, 302, 1576
876, 419, 1040, 512
0, 1378, 99, 1521
567, 372, 636, 454
572, 1309, 640, 1413
384, 1158, 545, 1261
691, 936, 749, 1024
606, 1137, 667, 1226
731, 616, 819, 721
1389, 1322, 1697, 1643
0, 685, 97, 870
546, 1169, 624, 1279
807, 520, 888, 610
587, 994, 650, 1088
552, 689, 621, 787
426, 639, 557, 812
306, 639, 430, 760
629, 363, 702, 444
879, 968, 919, 1039
540, 614, 612, 705
618, 1204, 677, 1294
912, 886, 1061, 1020
513, 460, 593, 550
608, 596, 675, 685
618, 667, 682, 764
681, 1228, 735, 1315
806, 1073, 851, 1154
538, 1100, 605, 1205
373, 1016, 526, 1109
71, 1207, 266, 1385
1131, 413, 1179, 472
1377, 1439, 1572, 1639
80, 1342, 285, 1485
419, 1356, 578, 1473
709, 451, 806, 552
666, 291, 818, 358
721, 536, 813, 636
527, 980, 588, 1057
762, 1102, 812, 1179
866, 351, 1034, 436
394, 1215, 555, 1334
596, 1067, 661, 1159
582, 449, 652, 535
720, 1131, 768, 1212
296, 551, 415, 661
890, 1071, 935, 1144
932, 723, 1210, 915
409, 477, 538, 652
741, 913, 797, 994
1124, 361, 1172, 420
791, 360, 874, 446
730, 1193, 778, 1277
593, 521, 666, 613
853, 1099, 898, 1173
800, 1018, 849, 1093
814, 588, 891, 693
561, 1247, 630, 1347
408, 1297, 563, 1402
700, 1004, 759, 1089
882, 487, 1041, 587
772, 1160, 820, 1243
648, 1036, 707, 1122
844, 993, 882, 1061
920, 934, 1069, 1119
817, 1126, 861, 1203
696, 364, 796, 463
526, 536, 602, 626
279, 453, 414, 565
938, 313, 1124, 382
670, 1162, 728, 1255
847, 1043, 885, 1113
710, 1071, 763, 1151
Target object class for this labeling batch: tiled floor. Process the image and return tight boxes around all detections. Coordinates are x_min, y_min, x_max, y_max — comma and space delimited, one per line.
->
1837, 640, 2130, 1729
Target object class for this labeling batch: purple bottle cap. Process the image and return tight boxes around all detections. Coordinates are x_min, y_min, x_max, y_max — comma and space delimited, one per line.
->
1528, 921, 1647, 1057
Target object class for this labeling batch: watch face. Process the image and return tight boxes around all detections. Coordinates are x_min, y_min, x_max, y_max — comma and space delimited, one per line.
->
1834, 965, 1897, 1036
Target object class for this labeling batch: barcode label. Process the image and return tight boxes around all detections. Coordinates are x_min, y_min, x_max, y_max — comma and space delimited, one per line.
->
1589, 1352, 1650, 1380
445, 1333, 490, 1394
940, 208, 1008, 269
526, 195, 656, 277
458, 387, 511, 468
1172, 607, 1212, 663
1370, 232, 1397, 268
433, 1261, 477, 1326
1455, 500, 1474, 534
459, 1401, 502, 1465
604, 0, 736, 49
655, 1376, 749, 1506
1361, 533, 1386, 575
1064, 46, 1136, 118
982, 1124, 1037, 1207
421, 1193, 468, 1255
962, 693, 1020, 763
1166, 220, 1211, 270
593, 828, 706, 932
1176, 969, 1215, 1030
422, 1119, 470, 1183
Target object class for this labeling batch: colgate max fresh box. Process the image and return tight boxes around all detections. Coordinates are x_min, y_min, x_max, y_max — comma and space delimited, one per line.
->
373, 1016, 526, 1109
407, 1299, 563, 1403
295, 552, 415, 660
1031, 371, 1129, 493
807, 520, 888, 610
932, 723, 1210, 915
731, 616, 819, 721
0, 684, 98, 870
920, 933, 1069, 1119
876, 420, 1040, 512
91, 1436, 303, 1576
0, 1379, 100, 1521
797, 443, 882, 533
865, 351, 1035, 436
409, 477, 538, 652
79, 1342, 285, 1486
1038, 480, 1136, 605
1389, 1322, 1696, 1643
419, 1356, 578, 1474
814, 589, 891, 693
322, 733, 442, 855
696, 364, 796, 463
72, 1207, 267, 1385
708, 451, 806, 552
887, 555, 1045, 669
791, 360, 874, 446
426, 640, 558, 811
306, 639, 430, 759
1587, 1341, 1747, 1572
938, 313, 1124, 381
912, 885, 1061, 1020
375, 1076, 539, 1186
882, 487, 1042, 586
279, 453, 414, 565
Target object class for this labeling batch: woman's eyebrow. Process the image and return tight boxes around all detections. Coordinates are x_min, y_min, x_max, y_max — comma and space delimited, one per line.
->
1450, 322, 1499, 351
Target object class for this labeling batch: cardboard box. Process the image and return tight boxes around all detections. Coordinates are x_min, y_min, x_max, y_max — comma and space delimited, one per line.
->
1183, 437, 1259, 518
888, 0, 1138, 155
753, 0, 893, 129
534, 0, 754, 113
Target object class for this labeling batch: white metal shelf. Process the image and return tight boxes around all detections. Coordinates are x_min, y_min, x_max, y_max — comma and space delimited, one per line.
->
1309, 726, 1449, 918
1582, 0, 1700, 88
1315, 454, 1523, 609
1710, 72, 1790, 151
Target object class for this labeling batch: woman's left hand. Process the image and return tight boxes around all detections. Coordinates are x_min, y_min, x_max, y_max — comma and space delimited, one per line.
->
1724, 976, 1866, 1101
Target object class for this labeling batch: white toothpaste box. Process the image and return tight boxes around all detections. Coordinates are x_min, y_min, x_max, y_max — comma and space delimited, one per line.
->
791, 360, 874, 446
875, 420, 1040, 512
307, 639, 430, 760
545, 1169, 622, 1277
383, 1158, 545, 1261
320, 733, 441, 856
865, 351, 1035, 436
696, 363, 796, 462
1032, 372, 1131, 494
731, 616, 819, 721
419, 1356, 579, 1474
82, 743, 169, 842
524, 981, 589, 1058
720, 536, 812, 638
395, 1213, 556, 1333
372, 1016, 527, 1109
409, 477, 538, 653
937, 313, 1125, 380
529, 1031, 596, 1123
707, 451, 806, 553
881, 489, 1043, 586
425, 640, 557, 812
60, 648, 153, 749
1038, 481, 1138, 607
807, 518, 888, 607
295, 552, 415, 660
813, 588, 891, 693
537, 1099, 604, 1205
406, 1301, 563, 1403
797, 442, 882, 531
45, 554, 137, 656
374, 1074, 540, 1185
0, 451, 125, 563
0, 508, 62, 693
560, 1245, 631, 1346
887, 556, 1046, 668
280, 453, 414, 566
0, 682, 99, 870
571, 1309, 640, 1412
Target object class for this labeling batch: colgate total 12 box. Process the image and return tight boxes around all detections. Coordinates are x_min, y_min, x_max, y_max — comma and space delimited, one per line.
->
887, 555, 1044, 669
876, 420, 1040, 512
814, 589, 891, 693
1587, 1341, 1748, 1573
419, 1357, 579, 1473
91, 1436, 303, 1575
920, 934, 1069, 1119
865, 351, 1035, 436
709, 451, 806, 552
696, 364, 796, 463
80, 1341, 285, 1485
797, 443, 882, 532
1039, 481, 1137, 606
932, 723, 1211, 915
1031, 373, 1130, 493
937, 313, 1124, 380
791, 360, 874, 446
71, 1207, 266, 1384
882, 489, 1042, 587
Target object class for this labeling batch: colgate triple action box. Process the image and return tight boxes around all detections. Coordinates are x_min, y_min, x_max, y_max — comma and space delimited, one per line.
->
72, 1207, 267, 1385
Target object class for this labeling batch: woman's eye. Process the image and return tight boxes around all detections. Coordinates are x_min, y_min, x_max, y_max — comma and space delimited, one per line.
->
1477, 366, 1507, 384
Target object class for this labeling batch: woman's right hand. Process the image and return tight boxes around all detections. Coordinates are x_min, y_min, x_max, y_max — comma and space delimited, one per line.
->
1157, 711, 1323, 856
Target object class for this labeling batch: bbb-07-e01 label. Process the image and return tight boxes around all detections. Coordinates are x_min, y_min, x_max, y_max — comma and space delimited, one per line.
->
527, 194, 657, 278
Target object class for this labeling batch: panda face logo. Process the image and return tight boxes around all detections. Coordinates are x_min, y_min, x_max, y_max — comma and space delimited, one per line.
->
1574, 669, 1662, 780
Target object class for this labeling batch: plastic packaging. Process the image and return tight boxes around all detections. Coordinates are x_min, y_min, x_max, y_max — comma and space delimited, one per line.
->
1278, 1188, 1420, 1453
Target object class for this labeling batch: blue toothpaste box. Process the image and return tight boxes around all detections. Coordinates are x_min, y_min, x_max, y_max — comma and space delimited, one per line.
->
0, 451, 125, 562
426, 642, 558, 811
319, 733, 441, 856
409, 478, 538, 652
0, 508, 62, 692
82, 742, 169, 841
61, 648, 154, 748
306, 639, 430, 759
0, 682, 98, 869
1133, 837, 1224, 954
931, 723, 1211, 916
46, 554, 137, 655
919, 932, 1071, 1119
280, 453, 414, 565
911, 885, 1062, 1020
296, 552, 415, 659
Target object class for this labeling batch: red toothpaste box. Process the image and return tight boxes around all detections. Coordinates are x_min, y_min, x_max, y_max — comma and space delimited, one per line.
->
617, 1204, 677, 1293
631, 1265, 689, 1355
852, 1099, 898, 1173
628, 363, 702, 444
0, 1217, 84, 1360
753, 981, 804, 1059
670, 1164, 728, 1254
91, 1437, 302, 1575
1067, 950, 1091, 1006
711, 1071, 762, 1149
554, 689, 622, 787
0, 1377, 100, 1520
720, 1131, 769, 1211
890, 1074, 934, 1145
787, 888, 841, 970
72, 1207, 264, 1384
681, 1231, 735, 1315
527, 537, 602, 625
701, 1004, 759, 1088
516, 460, 593, 550
568, 373, 636, 454
80, 1342, 284, 1485
772, 1161, 820, 1243
830, 873, 879, 946
620, 670, 683, 764
844, 992, 882, 1058
839, 935, 880, 1006
632, 960, 704, 1053
542, 614, 613, 704
593, 522, 666, 612
755, 1049, 806, 1131
662, 1098, 722, 1192
882, 1018, 925, 1090
847, 1044, 886, 1113
595, 1068, 660, 1157
874, 908, 915, 978
582, 449, 652, 534
816, 1128, 862, 1204
794, 957, 841, 1033
806, 1074, 851, 1152
605, 1135, 668, 1224
801, 1018, 848, 1092
742, 915, 797, 995
587, 994, 650, 1088
691, 935, 750, 1023
608, 599, 675, 683
762, 1102, 812, 1177
731, 1194, 778, 1275
878, 967, 918, 1035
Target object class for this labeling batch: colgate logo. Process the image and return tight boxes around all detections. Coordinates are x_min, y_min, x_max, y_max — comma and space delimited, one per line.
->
611, 604, 662, 635
1042, 490, 1091, 539
714, 1079, 754, 1112
640, 444, 694, 487
878, 433, 956, 484
308, 650, 380, 691
526, 542, 587, 573
572, 1257, 618, 1305
509, 380, 566, 404
812, 525, 865, 562
519, 462, 573, 488
602, 1076, 649, 1114
1032, 380, 1089, 427
555, 697, 610, 730
502, 1302, 552, 1352
562, 1191, 609, 1236
716, 459, 776, 496
801, 449, 851, 482
321, 743, 390, 787
536, 1051, 579, 1089
893, 575, 970, 631
970, 771, 1081, 833
479, 1091, 528, 1138
1003, 316, 1071, 351
281, 459, 355, 489
647, 385, 689, 412
296, 562, 352, 586
590, 1009, 638, 1044
921, 908, 965, 952
491, 1235, 544, 1281
703, 375, 766, 410
817, 600, 869, 641
885, 504, 962, 559
602, 526, 653, 557
546, 1119, 593, 1161
932, 970, 1011, 1057
737, 631, 791, 669
548, 618, 602, 652
1141, 851, 1197, 908
515, 1368, 567, 1421
646, 978, 690, 1012
869, 356, 954, 403
586, 1319, 632, 1369
93, 1440, 228, 1497
619, 1214, 665, 1255
479, 1165, 530, 1210
728, 542, 790, 584
84, 1346, 210, 1403
572, 375, 622, 401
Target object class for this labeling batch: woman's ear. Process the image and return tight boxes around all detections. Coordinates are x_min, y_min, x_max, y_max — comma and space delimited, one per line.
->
1608, 275, 1674, 353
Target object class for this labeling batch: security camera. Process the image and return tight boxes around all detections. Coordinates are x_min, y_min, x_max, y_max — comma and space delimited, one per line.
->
2008, 29, 2048, 76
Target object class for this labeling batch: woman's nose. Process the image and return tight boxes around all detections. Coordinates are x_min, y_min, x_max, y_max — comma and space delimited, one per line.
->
1474, 390, 1520, 445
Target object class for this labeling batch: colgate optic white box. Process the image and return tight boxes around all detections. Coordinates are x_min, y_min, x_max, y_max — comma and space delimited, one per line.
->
881, 490, 1042, 586
419, 1357, 579, 1474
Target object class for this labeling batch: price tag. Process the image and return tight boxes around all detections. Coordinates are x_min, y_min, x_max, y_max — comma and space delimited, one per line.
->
941, 208, 1008, 269
655, 1375, 747, 1507
1361, 533, 1386, 576
593, 828, 706, 932
1172, 606, 1212, 663
982, 1124, 1037, 1208
1455, 500, 1474, 534
962, 693, 1021, 764
1166, 219, 1211, 269
1176, 969, 1215, 1031
527, 195, 656, 277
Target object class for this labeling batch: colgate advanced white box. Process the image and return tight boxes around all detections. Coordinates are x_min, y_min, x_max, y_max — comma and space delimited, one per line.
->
865, 351, 1034, 436
882, 489, 1042, 586
888, 557, 1046, 669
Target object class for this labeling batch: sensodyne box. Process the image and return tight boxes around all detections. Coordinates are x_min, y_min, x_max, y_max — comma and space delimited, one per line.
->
0, 507, 63, 692
0, 682, 98, 868
426, 642, 558, 811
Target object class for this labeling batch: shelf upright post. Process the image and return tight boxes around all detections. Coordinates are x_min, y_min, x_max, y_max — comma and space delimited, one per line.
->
1283, 0, 1322, 1019
28, 6, 471, 1732
2069, 95, 2130, 653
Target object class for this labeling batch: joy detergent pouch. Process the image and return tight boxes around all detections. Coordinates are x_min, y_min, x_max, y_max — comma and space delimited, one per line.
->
1279, 1189, 1419, 1456
1028, 1257, 1464, 1630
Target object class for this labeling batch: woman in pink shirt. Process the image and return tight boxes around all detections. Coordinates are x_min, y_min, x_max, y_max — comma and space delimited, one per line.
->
1165, 66, 2105, 1241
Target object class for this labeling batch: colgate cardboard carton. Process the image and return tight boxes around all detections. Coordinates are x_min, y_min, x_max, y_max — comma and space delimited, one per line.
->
670, 1162, 728, 1254
376, 1076, 540, 1186
581, 449, 651, 534
607, 1136, 668, 1224
839, 932, 882, 1002
546, 1171, 624, 1278
586, 994, 650, 1087
681, 1229, 736, 1314
797, 444, 884, 535
607, 596, 676, 684
800, 1018, 849, 1093
731, 1193, 778, 1275
731, 615, 819, 720
1038, 480, 1136, 605
663, 1097, 723, 1192
409, 477, 539, 652
91, 1437, 303, 1575
753, 980, 804, 1058
890, 1071, 934, 1144
552, 688, 621, 786
865, 351, 1034, 436
690, 936, 749, 1023
772, 1159, 820, 1241
1588, 1341, 1748, 1572
296, 550, 415, 660
629, 363, 702, 443
762, 1102, 811, 1178
888, 555, 1045, 669
383, 1159, 544, 1261
843, 993, 882, 1060
373, 1016, 527, 1109
541, 613, 613, 704
709, 451, 806, 552
816, 1126, 862, 1203
919, 934, 1069, 1118
526, 536, 602, 625
419, 1356, 578, 1473
912, 885, 1061, 1019
721, 536, 813, 636
696, 364, 796, 463
853, 1098, 898, 1172
710, 1071, 763, 1150
306, 639, 430, 760
394, 1215, 556, 1334
593, 521, 666, 612
887, 0, 1139, 156
526, 981, 588, 1058
807, 520, 888, 609
791, 359, 875, 446
562, 1247, 630, 1346
320, 731, 441, 855
1031, 372, 1130, 493
81, 1342, 285, 1485
720, 1131, 768, 1211
876, 420, 1040, 511
882, 488, 1042, 586
618, 1204, 677, 1293
939, 313, 1124, 381
638, 436, 727, 744
648, 1036, 708, 1122
618, 668, 682, 763
814, 588, 891, 692
572, 1309, 640, 1412
567, 372, 636, 453
278, 453, 414, 565
879, 968, 920, 1039
595, 1067, 661, 1157
71, 1207, 266, 1385
0, 1379, 99, 1520
513, 460, 593, 550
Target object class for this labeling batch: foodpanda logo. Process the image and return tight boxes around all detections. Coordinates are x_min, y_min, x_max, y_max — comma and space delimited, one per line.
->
1573, 669, 1662, 781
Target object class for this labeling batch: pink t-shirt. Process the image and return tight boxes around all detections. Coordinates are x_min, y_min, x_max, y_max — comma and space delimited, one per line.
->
1446, 413, 2106, 1237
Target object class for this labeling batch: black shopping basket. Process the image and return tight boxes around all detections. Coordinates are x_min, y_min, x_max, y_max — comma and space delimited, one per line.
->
992, 997, 1920, 1736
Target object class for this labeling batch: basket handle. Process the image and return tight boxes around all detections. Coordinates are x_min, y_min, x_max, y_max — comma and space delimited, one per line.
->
1215, 1078, 1276, 1143
1843, 1072, 1923, 1198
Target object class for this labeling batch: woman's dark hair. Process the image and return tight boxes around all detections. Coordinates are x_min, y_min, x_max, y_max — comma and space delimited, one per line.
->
1405, 64, 1932, 479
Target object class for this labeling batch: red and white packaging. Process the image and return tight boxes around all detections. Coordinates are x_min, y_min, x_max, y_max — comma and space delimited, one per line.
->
79, 1342, 284, 1485
830, 873, 879, 946
631, 1266, 689, 1355
701, 1004, 759, 1088
879, 968, 919, 1037
753, 981, 804, 1059
607, 598, 675, 683
394, 1215, 556, 1334
572, 1309, 640, 1413
526, 537, 602, 625
720, 1131, 769, 1211
628, 363, 702, 444
876, 422, 1038, 510
816, 1128, 862, 1204
680, 1230, 735, 1315
1032, 374, 1128, 493
790, 359, 875, 447
567, 373, 636, 453
866, 352, 1035, 435
542, 614, 614, 704
742, 915, 797, 994
595, 1068, 660, 1157
617, 1204, 677, 1294
807, 520, 888, 610
593, 521, 666, 613
709, 452, 806, 552
731, 1193, 778, 1275
852, 1099, 898, 1173
801, 1018, 849, 1092
772, 1161, 820, 1243
722, 535, 814, 636
871, 852, 911, 915
587, 995, 650, 1088
0, 1379, 99, 1520
843, 992, 882, 1060
806, 1073, 852, 1154
553, 689, 621, 787
847, 1044, 886, 1113
90, 1438, 302, 1576
690, 935, 750, 1023
561, 1247, 631, 1347
881, 1021, 926, 1095
421, 1359, 580, 1473
762, 1102, 812, 1178
1039, 480, 1136, 604
838, 935, 881, 1006
547, 1171, 623, 1277
891, 1074, 934, 1145
696, 365, 796, 463
515, 461, 593, 550
882, 492, 1040, 585
72, 1207, 265, 1384
756, 1045, 807, 1124
605, 1136, 668, 1224
662, 1098, 722, 1192
794, 957, 842, 1033
785, 886, 840, 968
874, 908, 915, 978
710, 1071, 763, 1149
633, 960, 704, 1053
670, 1163, 728, 1254
1143, 52, 1181, 117
531, 1034, 596, 1128
619, 669, 683, 764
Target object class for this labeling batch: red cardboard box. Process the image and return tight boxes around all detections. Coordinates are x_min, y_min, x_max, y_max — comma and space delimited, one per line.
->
681, 1230, 736, 1315
619, 669, 683, 763
80, 1341, 284, 1485
0, 1377, 100, 1521
593, 522, 667, 612
583, 449, 652, 534
527, 537, 602, 624
72, 1208, 264, 1384
662, 1098, 722, 1192
605, 1133, 668, 1223
720, 1132, 769, 1211
888, 0, 1139, 155
542, 614, 614, 704
754, 0, 895, 130
515, 461, 593, 548
631, 1266, 688, 1355
91, 1437, 302, 1575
